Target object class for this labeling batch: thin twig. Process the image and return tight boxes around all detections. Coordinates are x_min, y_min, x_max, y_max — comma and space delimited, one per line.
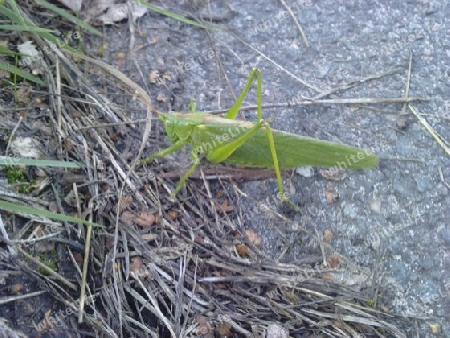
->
401, 50, 413, 115
0, 291, 46, 306
438, 167, 450, 190
15, 246, 77, 290
202, 96, 428, 115
409, 105, 450, 156
5, 115, 23, 156
278, 0, 309, 47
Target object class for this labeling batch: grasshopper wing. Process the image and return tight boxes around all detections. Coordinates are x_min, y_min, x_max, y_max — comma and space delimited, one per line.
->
222, 128, 379, 170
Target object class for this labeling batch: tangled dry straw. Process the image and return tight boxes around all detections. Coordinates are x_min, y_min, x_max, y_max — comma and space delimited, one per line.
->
1, 11, 410, 338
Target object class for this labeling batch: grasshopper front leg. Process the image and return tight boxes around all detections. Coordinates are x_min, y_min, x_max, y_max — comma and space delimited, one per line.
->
173, 151, 201, 196
141, 139, 200, 196
141, 139, 187, 164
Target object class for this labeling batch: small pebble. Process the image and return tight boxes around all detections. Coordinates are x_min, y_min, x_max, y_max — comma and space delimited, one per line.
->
396, 117, 409, 130
369, 199, 382, 213
295, 167, 314, 177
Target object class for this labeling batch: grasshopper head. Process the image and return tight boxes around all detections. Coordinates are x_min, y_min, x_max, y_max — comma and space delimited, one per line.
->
160, 114, 179, 143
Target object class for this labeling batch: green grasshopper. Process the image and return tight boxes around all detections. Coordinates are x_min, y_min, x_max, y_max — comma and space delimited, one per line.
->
141, 68, 379, 202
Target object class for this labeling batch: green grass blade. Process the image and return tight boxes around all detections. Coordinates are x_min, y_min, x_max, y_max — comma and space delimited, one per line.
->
0, 44, 17, 56
0, 157, 85, 168
0, 24, 54, 33
1, 2, 25, 24
34, 0, 102, 36
0, 200, 101, 228
1, 1, 84, 56
0, 60, 46, 86
133, 0, 215, 30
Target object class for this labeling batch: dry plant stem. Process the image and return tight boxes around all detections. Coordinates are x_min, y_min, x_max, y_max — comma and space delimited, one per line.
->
15, 246, 77, 290
50, 183, 72, 235
78, 211, 94, 323
401, 50, 413, 115
0, 190, 50, 206
279, 0, 309, 47
310, 66, 405, 101
199, 168, 221, 227
32, 38, 149, 205
409, 105, 450, 156
19, 232, 62, 247
233, 33, 322, 93
5, 115, 22, 155
315, 228, 328, 266
1, 214, 11, 241
438, 167, 450, 190
0, 291, 46, 306
126, 276, 177, 338
202, 96, 427, 115
56, 57, 62, 133
73, 182, 81, 216
210, 33, 407, 105
60, 48, 154, 160
381, 156, 424, 162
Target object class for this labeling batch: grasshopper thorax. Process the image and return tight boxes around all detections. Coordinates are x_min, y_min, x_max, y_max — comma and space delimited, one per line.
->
160, 112, 202, 143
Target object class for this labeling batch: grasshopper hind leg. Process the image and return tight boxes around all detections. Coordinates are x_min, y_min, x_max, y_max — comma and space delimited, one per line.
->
225, 68, 300, 210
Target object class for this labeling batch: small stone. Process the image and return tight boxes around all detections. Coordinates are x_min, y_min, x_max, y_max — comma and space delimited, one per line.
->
266, 324, 288, 338
295, 167, 314, 177
369, 199, 382, 213
395, 117, 408, 130
10, 137, 43, 158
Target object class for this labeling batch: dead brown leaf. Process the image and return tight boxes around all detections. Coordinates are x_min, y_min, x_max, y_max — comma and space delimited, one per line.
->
15, 86, 32, 104
168, 210, 178, 220
130, 256, 143, 274
325, 184, 339, 204
236, 244, 250, 257
327, 254, 342, 268
156, 92, 167, 103
320, 170, 347, 181
245, 229, 261, 246
149, 35, 159, 44
35, 241, 55, 253
10, 283, 24, 293
121, 210, 158, 227
323, 229, 334, 243
118, 195, 133, 212
380, 305, 389, 313
215, 200, 234, 214
216, 322, 232, 337
149, 70, 160, 83
135, 212, 158, 227
194, 316, 212, 335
